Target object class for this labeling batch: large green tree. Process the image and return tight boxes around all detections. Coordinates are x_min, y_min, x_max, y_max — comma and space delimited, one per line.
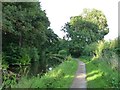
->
2, 2, 59, 67
62, 9, 109, 57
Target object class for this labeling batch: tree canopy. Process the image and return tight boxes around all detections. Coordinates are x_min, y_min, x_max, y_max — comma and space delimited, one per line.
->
2, 2, 59, 66
62, 9, 109, 57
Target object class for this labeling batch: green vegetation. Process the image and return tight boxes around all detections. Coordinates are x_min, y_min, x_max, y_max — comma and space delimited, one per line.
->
62, 11, 119, 88
80, 39, 119, 88
2, 2, 62, 68
11, 58, 78, 88
2, 2, 48, 65
2, 1, 119, 89
62, 9, 109, 57
2, 2, 65, 88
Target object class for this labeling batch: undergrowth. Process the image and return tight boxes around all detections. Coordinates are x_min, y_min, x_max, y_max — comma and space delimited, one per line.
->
11, 58, 78, 88
80, 55, 119, 88
80, 39, 119, 88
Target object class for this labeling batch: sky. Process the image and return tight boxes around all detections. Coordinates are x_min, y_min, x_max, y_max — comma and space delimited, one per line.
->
40, 0, 119, 40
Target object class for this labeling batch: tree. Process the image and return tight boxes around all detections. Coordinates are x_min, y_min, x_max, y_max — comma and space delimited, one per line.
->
2, 2, 51, 66
2, 2, 63, 72
62, 8, 109, 57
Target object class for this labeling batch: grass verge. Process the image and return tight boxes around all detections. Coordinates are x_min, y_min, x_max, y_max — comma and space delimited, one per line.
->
11, 59, 78, 88
80, 56, 119, 88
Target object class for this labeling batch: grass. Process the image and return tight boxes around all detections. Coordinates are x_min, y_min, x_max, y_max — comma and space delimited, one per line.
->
80, 56, 119, 88
11, 59, 78, 88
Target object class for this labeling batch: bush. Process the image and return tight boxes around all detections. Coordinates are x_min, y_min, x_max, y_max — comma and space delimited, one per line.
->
69, 46, 81, 58
19, 53, 30, 65
58, 50, 68, 57
46, 54, 65, 68
3, 44, 22, 65
65, 55, 73, 61
83, 42, 98, 56
28, 47, 39, 62
19, 47, 40, 64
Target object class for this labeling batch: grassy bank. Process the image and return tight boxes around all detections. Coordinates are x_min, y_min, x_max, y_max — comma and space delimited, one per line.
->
80, 55, 119, 88
12, 58, 78, 88
80, 39, 119, 88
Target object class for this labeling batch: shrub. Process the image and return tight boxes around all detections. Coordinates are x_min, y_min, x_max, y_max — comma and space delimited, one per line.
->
19, 53, 30, 65
19, 47, 40, 64
58, 50, 68, 57
28, 47, 39, 62
83, 42, 98, 56
46, 54, 65, 68
69, 46, 81, 58
3, 44, 22, 65
65, 55, 73, 61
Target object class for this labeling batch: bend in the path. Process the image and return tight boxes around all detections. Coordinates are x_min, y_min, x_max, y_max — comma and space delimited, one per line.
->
70, 59, 87, 89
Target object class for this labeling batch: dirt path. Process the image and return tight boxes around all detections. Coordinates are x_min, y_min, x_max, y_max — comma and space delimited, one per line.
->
70, 59, 87, 89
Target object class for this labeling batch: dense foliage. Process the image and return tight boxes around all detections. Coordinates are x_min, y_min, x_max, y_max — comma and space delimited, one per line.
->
2, 1, 119, 89
80, 37, 119, 88
2, 2, 61, 68
62, 9, 109, 57
2, 2, 65, 89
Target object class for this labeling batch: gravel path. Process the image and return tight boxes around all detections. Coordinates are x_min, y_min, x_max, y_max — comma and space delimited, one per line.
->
70, 59, 87, 89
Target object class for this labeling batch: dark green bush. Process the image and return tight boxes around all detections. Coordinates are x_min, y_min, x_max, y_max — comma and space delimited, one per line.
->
28, 47, 39, 62
58, 50, 68, 57
46, 54, 65, 68
82, 42, 98, 56
69, 46, 81, 58
3, 44, 22, 65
